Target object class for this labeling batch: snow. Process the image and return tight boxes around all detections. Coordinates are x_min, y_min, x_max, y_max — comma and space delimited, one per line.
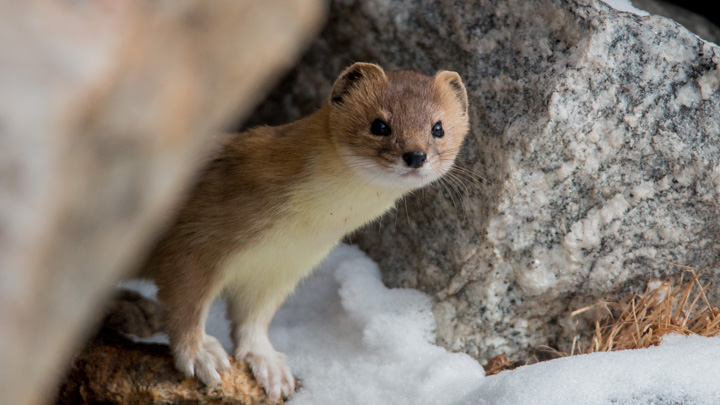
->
270, 246, 484, 405
123, 245, 720, 404
600, 0, 649, 16
471, 334, 720, 405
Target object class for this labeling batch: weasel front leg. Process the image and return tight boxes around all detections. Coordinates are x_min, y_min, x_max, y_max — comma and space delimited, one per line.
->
226, 282, 296, 401
157, 259, 231, 386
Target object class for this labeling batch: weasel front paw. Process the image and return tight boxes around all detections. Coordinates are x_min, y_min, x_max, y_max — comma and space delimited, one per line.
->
240, 350, 295, 401
174, 334, 231, 386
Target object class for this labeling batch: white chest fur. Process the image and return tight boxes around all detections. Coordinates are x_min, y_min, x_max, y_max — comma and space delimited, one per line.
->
220, 169, 404, 299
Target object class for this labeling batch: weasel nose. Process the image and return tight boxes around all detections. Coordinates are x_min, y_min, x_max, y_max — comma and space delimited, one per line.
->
402, 151, 427, 168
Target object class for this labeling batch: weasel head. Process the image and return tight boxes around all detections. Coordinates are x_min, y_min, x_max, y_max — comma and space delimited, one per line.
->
327, 62, 470, 190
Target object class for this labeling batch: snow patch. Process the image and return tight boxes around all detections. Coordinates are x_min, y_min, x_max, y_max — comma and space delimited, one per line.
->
465, 334, 720, 405
273, 246, 485, 405
600, 0, 649, 16
123, 246, 720, 404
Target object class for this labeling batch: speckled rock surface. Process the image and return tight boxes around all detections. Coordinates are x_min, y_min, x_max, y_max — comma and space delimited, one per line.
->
633, 0, 720, 44
248, 0, 720, 363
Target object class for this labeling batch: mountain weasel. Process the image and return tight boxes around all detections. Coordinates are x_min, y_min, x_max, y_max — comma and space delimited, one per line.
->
142, 62, 469, 401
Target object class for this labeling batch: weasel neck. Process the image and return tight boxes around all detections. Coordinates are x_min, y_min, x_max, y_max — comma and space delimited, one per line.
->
279, 107, 407, 237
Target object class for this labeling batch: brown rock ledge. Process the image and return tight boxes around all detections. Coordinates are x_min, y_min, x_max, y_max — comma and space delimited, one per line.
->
56, 329, 277, 405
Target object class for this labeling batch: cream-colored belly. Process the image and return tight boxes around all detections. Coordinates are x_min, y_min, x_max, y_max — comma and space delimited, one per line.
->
219, 180, 402, 318
222, 224, 339, 293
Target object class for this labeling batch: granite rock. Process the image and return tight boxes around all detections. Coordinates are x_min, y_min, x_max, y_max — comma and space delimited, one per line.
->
247, 0, 720, 362
633, 0, 720, 44
0, 1, 323, 404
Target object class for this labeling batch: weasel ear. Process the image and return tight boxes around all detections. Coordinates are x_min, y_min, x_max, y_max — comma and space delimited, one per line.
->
330, 62, 386, 105
433, 71, 468, 115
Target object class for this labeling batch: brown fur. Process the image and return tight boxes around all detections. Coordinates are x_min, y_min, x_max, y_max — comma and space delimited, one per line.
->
140, 63, 470, 400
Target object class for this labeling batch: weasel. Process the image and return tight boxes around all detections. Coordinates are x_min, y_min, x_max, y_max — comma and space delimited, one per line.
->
142, 63, 469, 401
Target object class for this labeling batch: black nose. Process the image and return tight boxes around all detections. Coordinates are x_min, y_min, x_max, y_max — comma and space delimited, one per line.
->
402, 151, 427, 168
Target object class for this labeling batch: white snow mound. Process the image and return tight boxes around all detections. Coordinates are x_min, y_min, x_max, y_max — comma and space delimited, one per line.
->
123, 245, 720, 405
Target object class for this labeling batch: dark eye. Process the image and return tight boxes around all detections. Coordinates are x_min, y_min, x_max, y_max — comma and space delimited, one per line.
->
370, 119, 391, 136
431, 121, 444, 138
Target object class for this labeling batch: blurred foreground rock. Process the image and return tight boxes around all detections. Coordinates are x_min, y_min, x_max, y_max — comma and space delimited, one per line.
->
247, 0, 720, 363
0, 1, 323, 404
56, 329, 271, 405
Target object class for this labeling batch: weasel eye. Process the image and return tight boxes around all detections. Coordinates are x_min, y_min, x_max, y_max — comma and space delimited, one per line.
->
431, 121, 444, 138
370, 119, 391, 136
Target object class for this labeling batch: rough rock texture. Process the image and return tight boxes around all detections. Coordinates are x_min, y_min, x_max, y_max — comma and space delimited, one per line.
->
634, 0, 720, 44
55, 329, 273, 405
102, 289, 164, 339
0, 1, 323, 404
247, 0, 720, 363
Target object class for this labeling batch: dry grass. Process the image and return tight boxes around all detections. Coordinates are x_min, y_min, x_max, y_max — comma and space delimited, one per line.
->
485, 266, 720, 376
565, 265, 720, 356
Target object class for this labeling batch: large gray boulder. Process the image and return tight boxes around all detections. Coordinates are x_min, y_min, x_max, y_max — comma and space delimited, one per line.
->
248, 0, 720, 363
